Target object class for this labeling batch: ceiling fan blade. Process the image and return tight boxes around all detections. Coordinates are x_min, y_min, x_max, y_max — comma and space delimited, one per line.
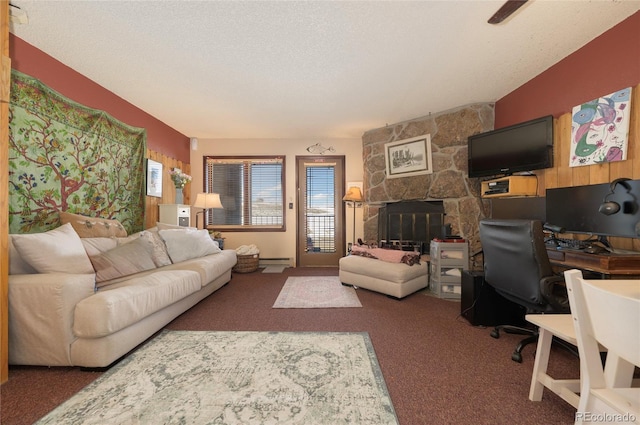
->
488, 0, 528, 24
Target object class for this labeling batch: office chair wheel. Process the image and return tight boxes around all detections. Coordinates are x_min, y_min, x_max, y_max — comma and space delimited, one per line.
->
490, 328, 500, 339
511, 351, 523, 363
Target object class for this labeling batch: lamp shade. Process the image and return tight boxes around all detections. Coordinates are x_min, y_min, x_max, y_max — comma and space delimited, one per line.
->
343, 186, 363, 202
193, 193, 223, 209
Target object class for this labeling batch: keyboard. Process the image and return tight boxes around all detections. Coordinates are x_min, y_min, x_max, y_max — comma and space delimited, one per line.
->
545, 237, 589, 251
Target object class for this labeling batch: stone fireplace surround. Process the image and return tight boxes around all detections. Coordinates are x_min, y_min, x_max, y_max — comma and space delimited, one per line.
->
361, 103, 494, 270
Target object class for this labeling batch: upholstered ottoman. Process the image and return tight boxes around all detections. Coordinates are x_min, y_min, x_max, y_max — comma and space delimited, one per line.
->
339, 254, 429, 299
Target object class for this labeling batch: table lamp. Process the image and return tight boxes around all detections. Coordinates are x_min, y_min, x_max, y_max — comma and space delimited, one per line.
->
193, 193, 223, 229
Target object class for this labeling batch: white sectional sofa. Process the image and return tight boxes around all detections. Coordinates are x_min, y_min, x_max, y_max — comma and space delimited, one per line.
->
8, 220, 237, 367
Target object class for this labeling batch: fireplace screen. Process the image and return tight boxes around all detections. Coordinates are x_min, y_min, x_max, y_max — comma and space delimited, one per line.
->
378, 201, 446, 254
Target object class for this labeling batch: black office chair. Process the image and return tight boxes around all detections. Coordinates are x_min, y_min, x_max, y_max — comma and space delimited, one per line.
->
479, 219, 571, 362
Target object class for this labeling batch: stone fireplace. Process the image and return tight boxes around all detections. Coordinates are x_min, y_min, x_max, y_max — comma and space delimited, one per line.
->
361, 103, 495, 269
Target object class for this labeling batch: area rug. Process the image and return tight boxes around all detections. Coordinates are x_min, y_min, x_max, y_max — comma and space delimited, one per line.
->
35, 330, 397, 425
262, 265, 286, 273
272, 276, 362, 308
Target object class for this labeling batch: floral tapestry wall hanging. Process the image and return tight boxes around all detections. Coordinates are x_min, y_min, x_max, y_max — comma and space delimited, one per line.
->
8, 70, 147, 234
570, 87, 631, 167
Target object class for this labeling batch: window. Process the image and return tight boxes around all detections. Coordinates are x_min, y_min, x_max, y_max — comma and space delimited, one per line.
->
305, 164, 336, 252
204, 156, 285, 231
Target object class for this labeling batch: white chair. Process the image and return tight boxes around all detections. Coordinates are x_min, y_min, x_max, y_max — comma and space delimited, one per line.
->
564, 269, 640, 425
526, 313, 581, 408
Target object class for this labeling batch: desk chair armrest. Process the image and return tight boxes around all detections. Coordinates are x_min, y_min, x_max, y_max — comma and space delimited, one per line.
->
540, 275, 570, 313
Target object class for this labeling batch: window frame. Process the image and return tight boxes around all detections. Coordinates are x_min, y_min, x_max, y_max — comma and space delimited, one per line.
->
203, 155, 286, 232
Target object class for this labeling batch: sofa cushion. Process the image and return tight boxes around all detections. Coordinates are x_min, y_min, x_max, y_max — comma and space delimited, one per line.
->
140, 229, 173, 267
115, 232, 141, 245
81, 237, 119, 257
60, 211, 127, 238
90, 237, 158, 286
113, 228, 172, 267
12, 223, 95, 274
73, 270, 201, 338
159, 228, 221, 263
162, 249, 238, 286
8, 236, 37, 275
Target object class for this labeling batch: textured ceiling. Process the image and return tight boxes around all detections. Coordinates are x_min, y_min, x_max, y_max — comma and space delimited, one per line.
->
9, 0, 640, 139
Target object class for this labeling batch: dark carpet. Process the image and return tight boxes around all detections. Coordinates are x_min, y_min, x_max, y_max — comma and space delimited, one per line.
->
1, 267, 578, 424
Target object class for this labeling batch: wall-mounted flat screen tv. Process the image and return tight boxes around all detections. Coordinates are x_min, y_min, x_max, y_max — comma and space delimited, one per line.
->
468, 115, 554, 178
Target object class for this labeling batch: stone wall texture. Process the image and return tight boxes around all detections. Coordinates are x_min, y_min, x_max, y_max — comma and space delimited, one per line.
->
362, 103, 495, 269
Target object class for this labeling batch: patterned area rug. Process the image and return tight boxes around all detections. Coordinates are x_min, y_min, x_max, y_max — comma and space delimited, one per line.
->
273, 276, 362, 308
36, 330, 397, 425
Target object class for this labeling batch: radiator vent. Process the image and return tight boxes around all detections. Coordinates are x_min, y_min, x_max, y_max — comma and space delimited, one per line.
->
258, 257, 292, 267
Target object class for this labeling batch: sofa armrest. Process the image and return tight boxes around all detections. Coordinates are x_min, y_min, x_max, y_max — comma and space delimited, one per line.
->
9, 273, 96, 366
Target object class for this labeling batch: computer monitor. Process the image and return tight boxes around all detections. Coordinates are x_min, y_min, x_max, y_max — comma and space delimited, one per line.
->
545, 180, 640, 239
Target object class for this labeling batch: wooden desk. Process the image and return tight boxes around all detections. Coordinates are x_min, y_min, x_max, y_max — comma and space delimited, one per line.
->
547, 248, 640, 276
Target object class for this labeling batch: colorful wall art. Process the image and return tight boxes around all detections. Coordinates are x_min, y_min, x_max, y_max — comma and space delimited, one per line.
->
9, 70, 147, 234
570, 87, 632, 167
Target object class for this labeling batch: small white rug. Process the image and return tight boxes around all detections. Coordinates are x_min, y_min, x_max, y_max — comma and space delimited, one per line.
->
262, 265, 286, 273
35, 330, 397, 424
273, 276, 362, 308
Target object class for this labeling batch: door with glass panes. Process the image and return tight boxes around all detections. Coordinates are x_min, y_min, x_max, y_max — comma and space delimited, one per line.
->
296, 156, 345, 267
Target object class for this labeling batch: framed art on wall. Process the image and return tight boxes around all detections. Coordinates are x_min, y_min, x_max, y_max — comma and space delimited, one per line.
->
384, 134, 433, 179
570, 87, 631, 167
146, 159, 163, 197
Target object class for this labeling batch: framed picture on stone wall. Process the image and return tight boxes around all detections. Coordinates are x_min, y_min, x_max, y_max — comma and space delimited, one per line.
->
384, 134, 433, 179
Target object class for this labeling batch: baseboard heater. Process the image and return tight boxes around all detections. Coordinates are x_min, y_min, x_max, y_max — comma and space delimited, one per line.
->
258, 258, 292, 267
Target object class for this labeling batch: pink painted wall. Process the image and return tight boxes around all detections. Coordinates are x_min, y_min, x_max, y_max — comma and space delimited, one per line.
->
496, 11, 640, 128
9, 35, 190, 163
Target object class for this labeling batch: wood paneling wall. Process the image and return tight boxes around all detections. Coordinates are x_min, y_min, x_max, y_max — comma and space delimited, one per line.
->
144, 149, 191, 229
536, 83, 640, 251
1, 0, 10, 384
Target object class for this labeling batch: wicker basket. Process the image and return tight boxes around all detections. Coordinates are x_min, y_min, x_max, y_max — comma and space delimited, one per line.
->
233, 253, 259, 273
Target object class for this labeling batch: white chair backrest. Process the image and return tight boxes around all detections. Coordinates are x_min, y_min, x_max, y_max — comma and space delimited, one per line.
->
584, 281, 640, 368
565, 269, 640, 369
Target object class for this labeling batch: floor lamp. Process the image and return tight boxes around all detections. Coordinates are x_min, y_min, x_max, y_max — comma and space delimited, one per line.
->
343, 186, 363, 252
193, 193, 223, 229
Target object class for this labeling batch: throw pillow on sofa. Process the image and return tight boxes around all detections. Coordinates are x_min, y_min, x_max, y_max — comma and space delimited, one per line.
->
117, 229, 172, 268
60, 211, 127, 238
81, 237, 119, 256
11, 223, 95, 274
8, 236, 38, 275
159, 228, 221, 263
89, 237, 158, 286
